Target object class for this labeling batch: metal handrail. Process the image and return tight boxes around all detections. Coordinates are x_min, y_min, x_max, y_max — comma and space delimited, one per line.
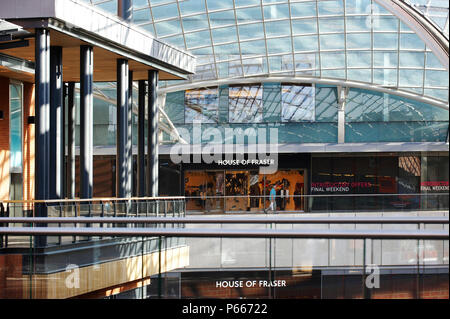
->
0, 196, 186, 204
0, 227, 447, 239
183, 193, 450, 199
0, 216, 448, 225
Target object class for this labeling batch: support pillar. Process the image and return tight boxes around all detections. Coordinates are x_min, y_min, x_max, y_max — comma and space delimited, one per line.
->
35, 29, 50, 204
118, 0, 133, 21
147, 70, 159, 197
128, 70, 133, 197
337, 86, 348, 144
116, 59, 130, 198
34, 28, 50, 247
67, 82, 76, 199
49, 46, 64, 199
80, 45, 94, 199
137, 80, 146, 197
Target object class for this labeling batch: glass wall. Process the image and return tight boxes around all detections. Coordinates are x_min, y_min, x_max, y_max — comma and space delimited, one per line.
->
310, 153, 449, 211
281, 84, 315, 122
229, 85, 263, 123
184, 169, 305, 213
9, 83, 22, 173
185, 88, 219, 123
345, 88, 449, 142
164, 83, 447, 145
9, 82, 23, 218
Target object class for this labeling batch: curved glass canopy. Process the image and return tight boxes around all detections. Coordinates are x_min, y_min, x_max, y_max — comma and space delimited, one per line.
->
86, 0, 449, 105
404, 0, 449, 39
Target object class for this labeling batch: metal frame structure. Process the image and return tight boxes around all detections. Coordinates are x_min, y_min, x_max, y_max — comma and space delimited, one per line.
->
96, 0, 449, 104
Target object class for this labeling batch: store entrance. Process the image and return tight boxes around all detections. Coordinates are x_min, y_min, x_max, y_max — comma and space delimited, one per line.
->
185, 169, 306, 213
185, 171, 225, 213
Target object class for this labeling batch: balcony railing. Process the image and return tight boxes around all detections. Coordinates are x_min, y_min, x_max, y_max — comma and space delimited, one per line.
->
0, 211, 448, 299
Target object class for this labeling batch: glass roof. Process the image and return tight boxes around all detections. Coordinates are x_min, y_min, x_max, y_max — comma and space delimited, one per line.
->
404, 0, 449, 39
85, 0, 449, 104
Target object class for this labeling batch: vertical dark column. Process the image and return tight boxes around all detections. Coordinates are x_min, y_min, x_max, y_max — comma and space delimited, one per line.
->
35, 28, 50, 247
137, 80, 146, 197
67, 82, 76, 199
147, 70, 159, 197
35, 29, 50, 203
128, 70, 133, 197
118, 0, 133, 21
49, 46, 64, 199
116, 59, 129, 198
119, 0, 133, 198
80, 46, 94, 199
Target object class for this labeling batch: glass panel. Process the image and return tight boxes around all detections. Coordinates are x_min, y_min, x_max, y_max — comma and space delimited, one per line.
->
263, 4, 289, 20
225, 171, 249, 211
346, 33, 371, 49
290, 1, 317, 17
179, 0, 205, 15
240, 39, 266, 55
315, 85, 338, 122
373, 51, 398, 68
320, 34, 345, 50
346, 16, 371, 32
373, 33, 398, 49
373, 16, 399, 32
182, 14, 209, 31
319, 17, 344, 33
400, 33, 426, 50
132, 8, 151, 25
265, 20, 291, 37
281, 85, 315, 122
347, 51, 371, 67
318, 0, 344, 16
236, 7, 262, 22
263, 83, 281, 122
291, 18, 317, 34
10, 83, 22, 172
209, 10, 236, 27
185, 88, 219, 124
155, 19, 182, 37
399, 51, 425, 68
321, 52, 345, 68
399, 69, 424, 87
185, 30, 212, 48
165, 91, 185, 124
267, 37, 292, 54
229, 85, 263, 123
207, 0, 233, 10
151, 3, 178, 21
238, 23, 265, 40
212, 26, 238, 44
293, 35, 318, 52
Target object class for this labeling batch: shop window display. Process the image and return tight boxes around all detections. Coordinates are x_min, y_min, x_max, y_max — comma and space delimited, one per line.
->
185, 169, 306, 213
310, 154, 449, 211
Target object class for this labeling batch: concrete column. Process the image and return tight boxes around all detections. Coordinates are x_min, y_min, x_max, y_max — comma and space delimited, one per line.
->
116, 59, 129, 198
35, 29, 50, 203
34, 28, 50, 247
67, 82, 76, 199
80, 45, 94, 199
137, 80, 146, 197
49, 46, 64, 199
147, 70, 159, 197
128, 70, 133, 197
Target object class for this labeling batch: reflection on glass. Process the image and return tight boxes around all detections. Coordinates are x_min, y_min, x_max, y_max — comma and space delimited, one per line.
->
185, 88, 219, 123
281, 85, 315, 122
229, 85, 263, 123
10, 83, 22, 172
